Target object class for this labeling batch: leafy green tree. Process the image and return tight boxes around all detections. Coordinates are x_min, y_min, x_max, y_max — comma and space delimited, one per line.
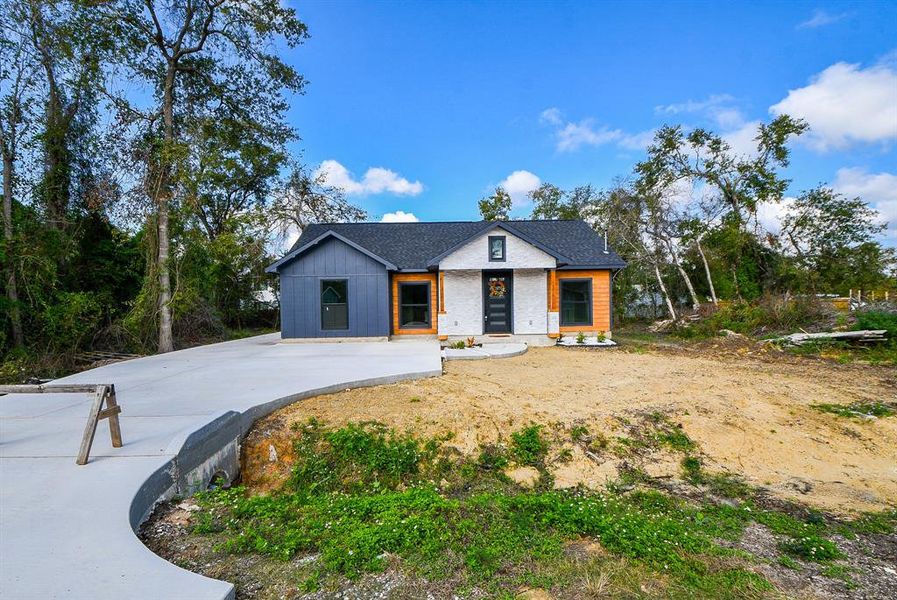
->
529, 183, 597, 220
635, 116, 808, 299
269, 163, 367, 238
781, 186, 891, 293
108, 0, 309, 352
0, 11, 38, 349
478, 186, 511, 221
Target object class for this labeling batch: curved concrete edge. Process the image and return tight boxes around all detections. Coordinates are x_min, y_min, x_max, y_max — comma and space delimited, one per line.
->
127, 364, 444, 558
442, 343, 528, 361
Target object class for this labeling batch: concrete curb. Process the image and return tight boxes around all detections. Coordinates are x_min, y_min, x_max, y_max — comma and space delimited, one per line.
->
442, 343, 528, 361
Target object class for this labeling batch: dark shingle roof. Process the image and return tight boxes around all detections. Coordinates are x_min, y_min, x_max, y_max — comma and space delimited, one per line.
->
270, 220, 626, 272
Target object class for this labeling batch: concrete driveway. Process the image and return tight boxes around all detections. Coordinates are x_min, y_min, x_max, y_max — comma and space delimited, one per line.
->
0, 334, 442, 599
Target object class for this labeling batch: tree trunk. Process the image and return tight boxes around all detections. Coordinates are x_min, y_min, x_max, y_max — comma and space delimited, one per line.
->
664, 239, 700, 312
2, 151, 24, 349
695, 237, 717, 306
653, 262, 677, 320
156, 67, 176, 354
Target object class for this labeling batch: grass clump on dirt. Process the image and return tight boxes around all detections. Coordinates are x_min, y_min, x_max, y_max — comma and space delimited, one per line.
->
193, 420, 783, 597
811, 401, 895, 419
510, 424, 549, 466
185, 420, 897, 598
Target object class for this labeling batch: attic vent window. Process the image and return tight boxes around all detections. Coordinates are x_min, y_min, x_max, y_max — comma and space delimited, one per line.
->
488, 236, 506, 262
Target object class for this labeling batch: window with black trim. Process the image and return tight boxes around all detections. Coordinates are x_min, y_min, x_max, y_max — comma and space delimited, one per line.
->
488, 235, 506, 261
560, 279, 592, 326
398, 282, 431, 329
321, 279, 349, 330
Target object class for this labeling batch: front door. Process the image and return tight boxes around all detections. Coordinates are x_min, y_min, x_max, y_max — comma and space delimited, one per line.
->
483, 270, 513, 333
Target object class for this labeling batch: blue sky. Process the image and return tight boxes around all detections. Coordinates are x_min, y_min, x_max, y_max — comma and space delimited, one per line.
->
282, 1, 897, 242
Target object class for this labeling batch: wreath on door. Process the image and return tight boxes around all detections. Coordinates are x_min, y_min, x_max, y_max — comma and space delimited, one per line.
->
489, 279, 506, 298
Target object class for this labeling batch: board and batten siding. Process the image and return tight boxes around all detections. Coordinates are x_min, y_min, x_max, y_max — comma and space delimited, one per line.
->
278, 238, 389, 338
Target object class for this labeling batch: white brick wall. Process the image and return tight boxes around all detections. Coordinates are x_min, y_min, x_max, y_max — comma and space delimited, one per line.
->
513, 269, 548, 334
439, 230, 556, 270
441, 269, 549, 336
442, 270, 483, 335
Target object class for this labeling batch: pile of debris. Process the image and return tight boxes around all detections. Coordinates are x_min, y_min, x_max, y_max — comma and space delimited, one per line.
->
766, 330, 888, 347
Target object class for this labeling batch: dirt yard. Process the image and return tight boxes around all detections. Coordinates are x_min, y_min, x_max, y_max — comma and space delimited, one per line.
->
243, 343, 896, 515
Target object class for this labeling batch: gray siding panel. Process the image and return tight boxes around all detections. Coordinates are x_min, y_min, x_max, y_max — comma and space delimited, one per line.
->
279, 238, 389, 338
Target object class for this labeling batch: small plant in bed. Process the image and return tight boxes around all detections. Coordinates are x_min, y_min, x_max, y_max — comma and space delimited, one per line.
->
576, 331, 586, 344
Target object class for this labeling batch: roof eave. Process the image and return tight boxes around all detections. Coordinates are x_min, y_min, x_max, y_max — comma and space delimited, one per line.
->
425, 221, 575, 268
266, 230, 398, 273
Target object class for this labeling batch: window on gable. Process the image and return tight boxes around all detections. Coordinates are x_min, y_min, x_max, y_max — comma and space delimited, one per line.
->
399, 282, 431, 329
488, 235, 506, 261
560, 279, 592, 326
321, 279, 349, 330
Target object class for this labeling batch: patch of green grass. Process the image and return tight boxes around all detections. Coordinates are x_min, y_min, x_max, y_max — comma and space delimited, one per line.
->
820, 564, 857, 587
654, 426, 696, 452
777, 555, 800, 570
780, 535, 843, 562
811, 401, 895, 419
477, 444, 509, 471
194, 422, 781, 596
570, 425, 589, 442
510, 424, 548, 466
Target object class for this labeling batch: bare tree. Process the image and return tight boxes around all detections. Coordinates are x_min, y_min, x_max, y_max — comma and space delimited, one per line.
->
268, 163, 366, 245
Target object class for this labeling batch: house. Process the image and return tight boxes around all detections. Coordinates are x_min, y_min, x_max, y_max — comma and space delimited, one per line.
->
266, 220, 625, 345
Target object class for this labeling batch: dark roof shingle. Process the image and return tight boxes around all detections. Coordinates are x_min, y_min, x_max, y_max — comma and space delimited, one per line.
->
273, 220, 626, 271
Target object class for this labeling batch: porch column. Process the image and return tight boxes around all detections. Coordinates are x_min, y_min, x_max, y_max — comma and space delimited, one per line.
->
437, 271, 448, 340
547, 269, 560, 338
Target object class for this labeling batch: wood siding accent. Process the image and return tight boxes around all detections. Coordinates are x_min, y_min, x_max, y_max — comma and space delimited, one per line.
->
391, 272, 438, 335
557, 270, 611, 333
438, 271, 446, 313
547, 269, 559, 311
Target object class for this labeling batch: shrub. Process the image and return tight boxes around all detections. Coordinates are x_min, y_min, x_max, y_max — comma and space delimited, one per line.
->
477, 444, 509, 470
854, 310, 897, 339
576, 331, 586, 344
510, 424, 548, 466
41, 291, 104, 353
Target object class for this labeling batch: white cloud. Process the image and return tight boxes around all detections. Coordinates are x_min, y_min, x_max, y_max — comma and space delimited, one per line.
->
756, 197, 796, 235
314, 160, 424, 196
770, 60, 897, 150
380, 210, 419, 223
722, 120, 762, 157
556, 119, 624, 151
541, 108, 654, 152
655, 94, 745, 130
833, 167, 897, 239
539, 107, 563, 126
500, 170, 541, 207
797, 9, 849, 29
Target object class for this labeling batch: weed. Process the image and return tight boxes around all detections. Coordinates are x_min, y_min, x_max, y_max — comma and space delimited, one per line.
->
812, 402, 895, 419
570, 425, 589, 442
477, 444, 509, 471
510, 425, 548, 466
777, 555, 800, 570
410, 396, 422, 403
780, 535, 843, 562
